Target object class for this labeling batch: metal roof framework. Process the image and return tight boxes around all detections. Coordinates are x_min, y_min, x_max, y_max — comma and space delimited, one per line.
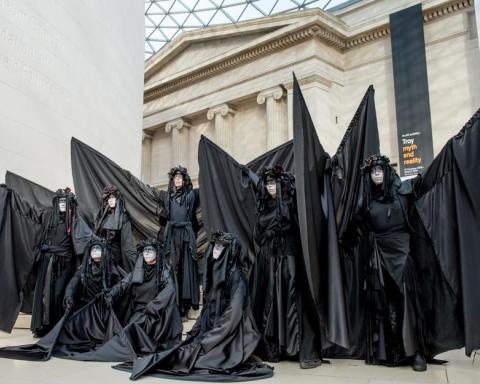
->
145, 0, 352, 59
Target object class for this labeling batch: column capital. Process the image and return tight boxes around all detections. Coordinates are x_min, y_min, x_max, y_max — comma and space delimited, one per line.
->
165, 118, 191, 134
142, 132, 153, 141
257, 85, 286, 105
207, 103, 236, 120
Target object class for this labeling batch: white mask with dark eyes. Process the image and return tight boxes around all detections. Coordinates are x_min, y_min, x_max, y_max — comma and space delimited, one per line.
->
143, 246, 157, 264
266, 179, 277, 198
58, 197, 67, 212
370, 165, 384, 186
107, 196, 116, 208
90, 245, 103, 262
213, 243, 225, 260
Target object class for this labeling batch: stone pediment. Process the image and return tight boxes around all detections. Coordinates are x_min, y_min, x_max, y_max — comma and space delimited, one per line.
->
144, 0, 474, 102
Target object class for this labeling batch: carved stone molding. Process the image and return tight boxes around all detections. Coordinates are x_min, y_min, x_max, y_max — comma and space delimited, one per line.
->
257, 86, 286, 105
165, 117, 192, 133
144, 0, 473, 102
142, 132, 153, 141
206, 103, 236, 120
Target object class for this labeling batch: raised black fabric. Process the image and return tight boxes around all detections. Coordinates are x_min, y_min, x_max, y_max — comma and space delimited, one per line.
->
413, 109, 480, 356
292, 74, 348, 350
71, 137, 159, 241
247, 140, 294, 174
198, 136, 294, 262
327, 86, 380, 358
0, 186, 44, 332
390, 4, 434, 177
116, 232, 273, 381
5, 171, 55, 210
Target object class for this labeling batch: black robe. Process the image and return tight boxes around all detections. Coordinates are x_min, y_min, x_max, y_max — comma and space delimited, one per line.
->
94, 201, 137, 273
362, 186, 424, 365
158, 188, 200, 315
114, 235, 273, 381
0, 185, 91, 334
0, 242, 124, 361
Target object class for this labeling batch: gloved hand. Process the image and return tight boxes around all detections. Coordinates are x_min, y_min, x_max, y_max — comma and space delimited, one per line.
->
145, 302, 157, 316
63, 295, 74, 310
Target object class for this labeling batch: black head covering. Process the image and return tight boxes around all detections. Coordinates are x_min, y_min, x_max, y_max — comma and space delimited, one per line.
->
49, 187, 77, 234
256, 165, 296, 218
168, 165, 193, 196
204, 231, 249, 297
94, 185, 127, 233
133, 239, 166, 293
80, 237, 114, 291
362, 154, 401, 207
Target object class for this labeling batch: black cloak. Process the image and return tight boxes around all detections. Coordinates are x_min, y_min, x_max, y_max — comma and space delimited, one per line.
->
0, 239, 126, 361
412, 108, 480, 357
93, 185, 137, 272
0, 182, 91, 334
114, 232, 273, 381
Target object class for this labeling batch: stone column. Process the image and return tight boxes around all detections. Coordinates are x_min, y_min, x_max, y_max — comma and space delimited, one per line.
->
165, 117, 191, 168
207, 103, 236, 154
141, 132, 153, 183
257, 86, 288, 149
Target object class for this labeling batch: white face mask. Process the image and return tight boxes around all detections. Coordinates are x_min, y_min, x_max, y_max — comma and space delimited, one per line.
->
58, 198, 67, 212
266, 180, 277, 198
213, 243, 225, 260
143, 246, 157, 264
370, 166, 384, 186
173, 174, 183, 189
107, 196, 117, 208
90, 245, 102, 262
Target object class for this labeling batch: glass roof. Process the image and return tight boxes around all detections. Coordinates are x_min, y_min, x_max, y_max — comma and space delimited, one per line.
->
145, 0, 355, 59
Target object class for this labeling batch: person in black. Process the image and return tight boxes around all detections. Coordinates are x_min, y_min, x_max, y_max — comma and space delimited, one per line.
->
251, 166, 322, 369
63, 238, 125, 311
30, 188, 89, 337
94, 185, 136, 273
156, 166, 200, 320
116, 231, 273, 381
360, 154, 426, 371
103, 239, 182, 354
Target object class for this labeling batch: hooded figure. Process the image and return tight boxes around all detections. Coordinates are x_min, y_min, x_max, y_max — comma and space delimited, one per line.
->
114, 231, 273, 381
0, 239, 125, 361
99, 239, 183, 355
94, 185, 136, 273
251, 166, 322, 368
359, 154, 426, 371
156, 166, 200, 318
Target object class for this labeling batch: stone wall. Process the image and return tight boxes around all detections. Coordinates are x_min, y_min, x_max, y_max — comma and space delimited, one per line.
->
0, 0, 144, 189
143, 0, 480, 187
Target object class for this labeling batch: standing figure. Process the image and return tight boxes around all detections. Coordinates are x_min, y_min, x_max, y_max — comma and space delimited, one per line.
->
252, 166, 322, 368
156, 166, 200, 320
360, 155, 426, 371
94, 185, 136, 273
30, 188, 89, 337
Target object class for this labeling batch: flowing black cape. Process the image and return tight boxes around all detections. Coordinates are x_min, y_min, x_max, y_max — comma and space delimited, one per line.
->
5, 171, 55, 210
413, 109, 480, 357
292, 75, 348, 349
326, 86, 380, 357
71, 137, 159, 241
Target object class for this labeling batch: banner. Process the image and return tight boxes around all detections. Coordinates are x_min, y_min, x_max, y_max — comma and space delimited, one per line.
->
390, 4, 434, 177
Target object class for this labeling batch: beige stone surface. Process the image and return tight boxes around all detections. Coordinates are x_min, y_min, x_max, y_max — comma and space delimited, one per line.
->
1, 328, 479, 384
0, 0, 144, 189
143, 0, 480, 186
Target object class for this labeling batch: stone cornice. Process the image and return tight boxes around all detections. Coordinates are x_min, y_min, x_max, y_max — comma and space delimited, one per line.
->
346, 0, 473, 48
144, 0, 473, 103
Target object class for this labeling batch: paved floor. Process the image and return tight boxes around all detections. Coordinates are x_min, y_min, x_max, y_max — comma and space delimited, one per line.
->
1, 328, 479, 384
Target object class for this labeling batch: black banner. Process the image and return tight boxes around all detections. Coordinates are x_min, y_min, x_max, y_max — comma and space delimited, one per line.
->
390, 4, 434, 177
